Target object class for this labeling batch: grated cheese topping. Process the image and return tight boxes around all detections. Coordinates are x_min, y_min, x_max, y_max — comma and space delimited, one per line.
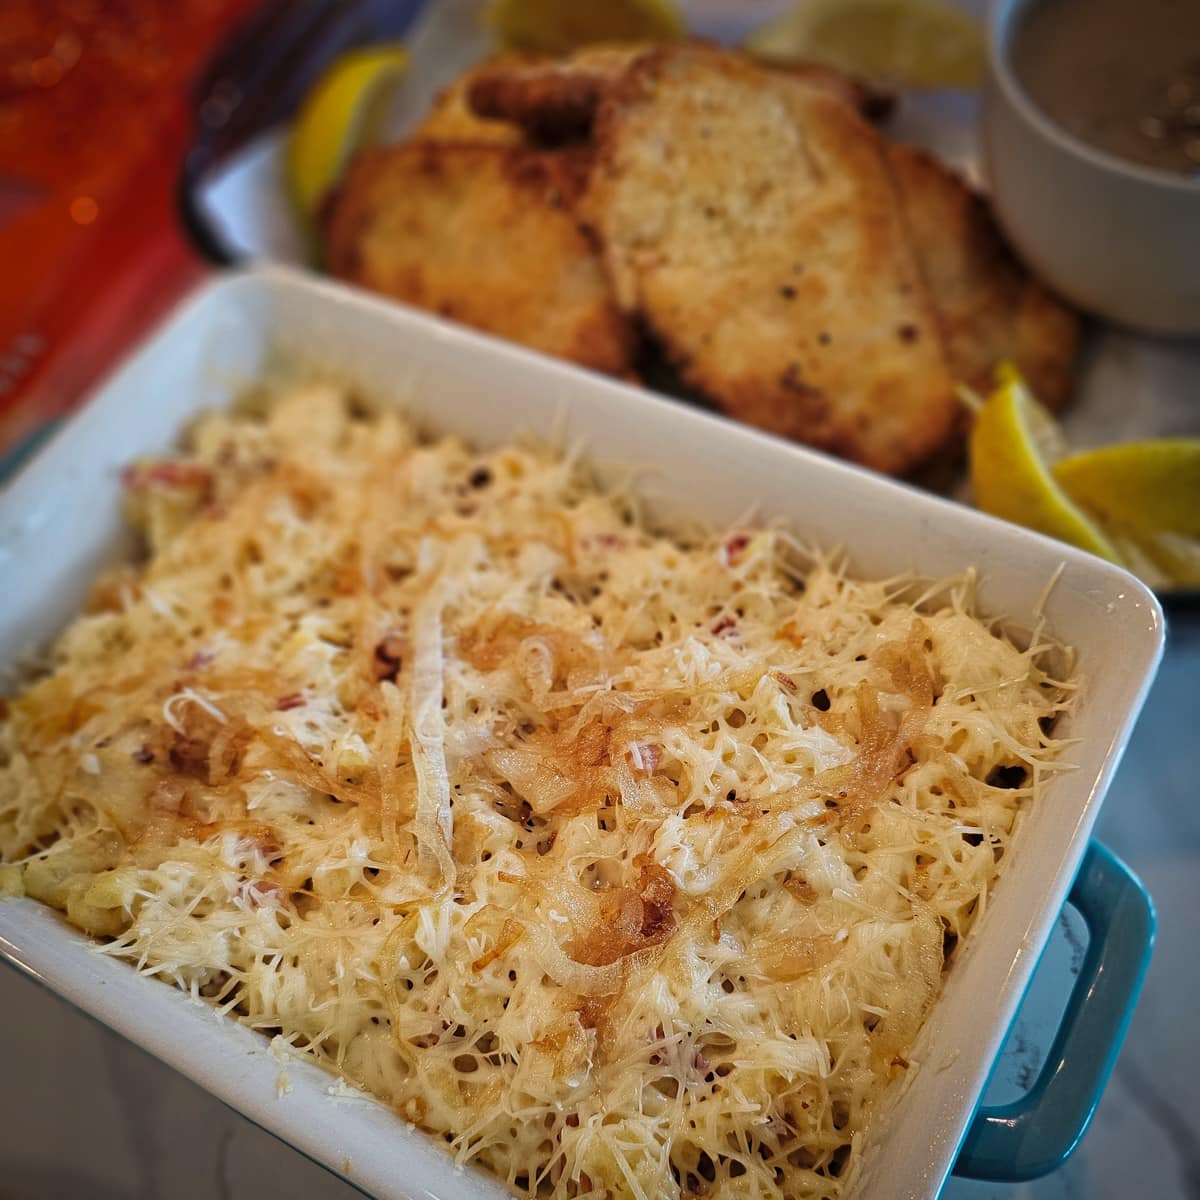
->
0, 383, 1073, 1199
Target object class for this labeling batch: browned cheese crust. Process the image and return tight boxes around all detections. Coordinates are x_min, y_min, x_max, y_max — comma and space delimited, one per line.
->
581, 44, 959, 476
324, 142, 635, 376
887, 144, 1080, 411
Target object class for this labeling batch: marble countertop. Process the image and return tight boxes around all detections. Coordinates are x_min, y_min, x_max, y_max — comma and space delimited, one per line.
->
2, 607, 1197, 1200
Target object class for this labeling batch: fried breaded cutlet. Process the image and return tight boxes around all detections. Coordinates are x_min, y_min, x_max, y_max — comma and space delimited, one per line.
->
467, 42, 892, 144
331, 43, 1076, 473
888, 144, 1080, 411
582, 43, 957, 476
325, 143, 634, 376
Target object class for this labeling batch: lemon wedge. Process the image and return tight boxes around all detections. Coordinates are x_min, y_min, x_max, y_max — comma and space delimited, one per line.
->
1054, 441, 1200, 538
484, 0, 683, 55
969, 371, 1121, 562
286, 44, 410, 225
745, 0, 986, 89
1054, 441, 1200, 588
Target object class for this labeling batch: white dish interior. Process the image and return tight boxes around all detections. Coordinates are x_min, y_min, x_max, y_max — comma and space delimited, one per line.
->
0, 269, 1164, 1199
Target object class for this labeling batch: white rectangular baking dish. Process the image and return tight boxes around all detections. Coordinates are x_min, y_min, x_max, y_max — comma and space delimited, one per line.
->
0, 268, 1164, 1198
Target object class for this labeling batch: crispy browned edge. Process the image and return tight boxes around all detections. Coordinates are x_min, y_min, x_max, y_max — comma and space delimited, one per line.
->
887, 143, 1081, 412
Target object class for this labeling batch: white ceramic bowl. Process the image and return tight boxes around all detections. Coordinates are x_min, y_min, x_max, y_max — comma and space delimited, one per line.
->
982, 0, 1200, 335
0, 269, 1164, 1198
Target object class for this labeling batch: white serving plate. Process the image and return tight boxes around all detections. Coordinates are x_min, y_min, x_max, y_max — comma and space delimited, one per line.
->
0, 268, 1164, 1199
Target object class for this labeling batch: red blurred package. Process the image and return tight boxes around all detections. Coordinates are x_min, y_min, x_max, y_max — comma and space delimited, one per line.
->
0, 0, 256, 458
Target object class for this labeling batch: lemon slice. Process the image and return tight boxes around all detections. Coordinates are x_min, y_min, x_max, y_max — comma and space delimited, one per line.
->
1054, 440, 1200, 588
484, 0, 683, 55
969, 372, 1121, 562
286, 44, 410, 224
745, 0, 986, 89
1054, 441, 1200, 538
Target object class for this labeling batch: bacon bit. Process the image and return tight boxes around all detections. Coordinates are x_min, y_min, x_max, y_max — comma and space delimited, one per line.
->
131, 746, 155, 764
275, 692, 306, 711
594, 532, 625, 549
693, 1050, 710, 1073
891, 1055, 910, 1069
711, 616, 737, 637
565, 1114, 580, 1128
627, 741, 661, 772
187, 650, 214, 671
372, 633, 405, 681
771, 669, 798, 693
722, 533, 751, 566
201, 504, 226, 521
121, 460, 212, 492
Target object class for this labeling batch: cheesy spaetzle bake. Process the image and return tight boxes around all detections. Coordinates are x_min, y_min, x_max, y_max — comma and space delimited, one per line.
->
0, 383, 1072, 1199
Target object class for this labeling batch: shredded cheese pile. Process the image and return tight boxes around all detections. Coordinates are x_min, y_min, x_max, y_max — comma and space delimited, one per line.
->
0, 384, 1073, 1199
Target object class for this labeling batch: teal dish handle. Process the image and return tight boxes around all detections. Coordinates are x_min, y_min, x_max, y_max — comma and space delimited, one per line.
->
954, 841, 1155, 1181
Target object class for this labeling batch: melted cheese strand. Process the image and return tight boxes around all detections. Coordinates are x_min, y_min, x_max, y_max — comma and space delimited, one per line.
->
410, 587, 455, 889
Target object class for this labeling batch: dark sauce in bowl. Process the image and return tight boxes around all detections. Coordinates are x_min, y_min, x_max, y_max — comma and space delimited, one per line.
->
1012, 0, 1200, 177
